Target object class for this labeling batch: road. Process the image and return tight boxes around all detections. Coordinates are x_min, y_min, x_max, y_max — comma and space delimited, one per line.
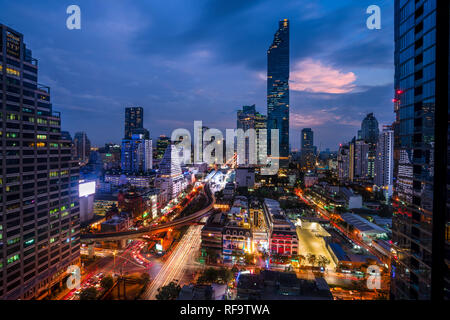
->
142, 222, 204, 300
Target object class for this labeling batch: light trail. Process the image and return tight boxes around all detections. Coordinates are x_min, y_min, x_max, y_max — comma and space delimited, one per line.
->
142, 224, 203, 300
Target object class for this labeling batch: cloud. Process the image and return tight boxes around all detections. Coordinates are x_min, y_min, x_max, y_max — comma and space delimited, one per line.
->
290, 58, 357, 94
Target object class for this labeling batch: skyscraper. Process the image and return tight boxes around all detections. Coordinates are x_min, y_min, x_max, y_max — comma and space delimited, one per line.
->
121, 133, 153, 173
350, 139, 370, 182
374, 128, 394, 200
337, 144, 350, 181
391, 0, 449, 300
360, 113, 379, 180
124, 107, 143, 139
155, 135, 171, 160
300, 128, 315, 171
361, 113, 380, 144
155, 144, 186, 204
0, 25, 80, 299
267, 19, 289, 169
73, 131, 91, 163
236, 104, 267, 165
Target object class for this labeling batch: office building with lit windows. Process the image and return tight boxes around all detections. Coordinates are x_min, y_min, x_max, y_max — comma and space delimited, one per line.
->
121, 133, 153, 173
374, 128, 394, 200
124, 106, 144, 140
300, 128, 315, 171
236, 105, 267, 165
0, 25, 80, 300
73, 131, 90, 164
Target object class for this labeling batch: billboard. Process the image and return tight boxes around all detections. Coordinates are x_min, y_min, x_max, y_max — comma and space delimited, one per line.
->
79, 181, 96, 197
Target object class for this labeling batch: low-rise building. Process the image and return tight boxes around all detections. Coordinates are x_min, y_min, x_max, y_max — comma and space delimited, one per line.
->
262, 198, 298, 256
235, 167, 255, 188
340, 212, 389, 243
340, 187, 363, 209
177, 284, 214, 300
236, 271, 333, 300
100, 212, 131, 233
201, 212, 227, 262
223, 182, 235, 200
105, 172, 155, 188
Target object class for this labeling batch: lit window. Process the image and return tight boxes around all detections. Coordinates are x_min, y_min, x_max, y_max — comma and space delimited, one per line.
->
7, 254, 20, 264
6, 67, 20, 77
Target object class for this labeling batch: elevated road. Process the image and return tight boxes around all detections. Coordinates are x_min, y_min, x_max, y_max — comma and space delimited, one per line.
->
81, 184, 215, 241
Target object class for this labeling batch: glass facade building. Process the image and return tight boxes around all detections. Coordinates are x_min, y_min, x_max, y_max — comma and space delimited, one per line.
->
121, 133, 153, 173
391, 0, 449, 300
300, 128, 315, 171
124, 107, 143, 140
267, 19, 289, 169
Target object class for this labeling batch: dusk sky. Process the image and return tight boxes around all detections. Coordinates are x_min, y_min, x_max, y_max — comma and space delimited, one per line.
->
1, 0, 395, 150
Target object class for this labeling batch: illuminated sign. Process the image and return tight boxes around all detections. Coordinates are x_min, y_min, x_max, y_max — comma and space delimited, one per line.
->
155, 243, 163, 252
79, 181, 96, 197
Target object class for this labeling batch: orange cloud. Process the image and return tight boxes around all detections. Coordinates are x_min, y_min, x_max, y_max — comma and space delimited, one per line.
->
290, 58, 356, 94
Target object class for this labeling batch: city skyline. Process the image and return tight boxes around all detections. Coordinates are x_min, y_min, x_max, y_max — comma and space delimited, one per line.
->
1, 0, 448, 303
0, 0, 395, 150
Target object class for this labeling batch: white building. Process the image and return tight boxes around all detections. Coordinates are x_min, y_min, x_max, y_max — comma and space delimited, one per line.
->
340, 187, 363, 209
79, 181, 96, 223
374, 128, 394, 200
155, 144, 188, 202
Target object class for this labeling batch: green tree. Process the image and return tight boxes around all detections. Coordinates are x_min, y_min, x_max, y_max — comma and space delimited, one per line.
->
307, 253, 317, 266
156, 281, 181, 300
217, 267, 234, 283
100, 275, 114, 291
297, 254, 306, 266
317, 255, 330, 269
79, 287, 98, 300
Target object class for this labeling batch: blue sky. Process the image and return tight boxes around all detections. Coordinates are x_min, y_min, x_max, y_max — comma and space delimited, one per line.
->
1, 0, 395, 150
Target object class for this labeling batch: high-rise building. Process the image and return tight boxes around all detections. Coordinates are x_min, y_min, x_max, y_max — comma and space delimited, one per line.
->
301, 128, 313, 149
349, 139, 370, 182
360, 113, 379, 180
236, 105, 267, 165
130, 127, 149, 140
0, 25, 80, 299
121, 133, 152, 173
73, 131, 91, 163
155, 144, 187, 204
374, 128, 394, 200
337, 144, 350, 181
155, 135, 171, 160
300, 128, 315, 171
391, 0, 449, 300
267, 19, 289, 169
124, 107, 143, 139
361, 113, 380, 144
